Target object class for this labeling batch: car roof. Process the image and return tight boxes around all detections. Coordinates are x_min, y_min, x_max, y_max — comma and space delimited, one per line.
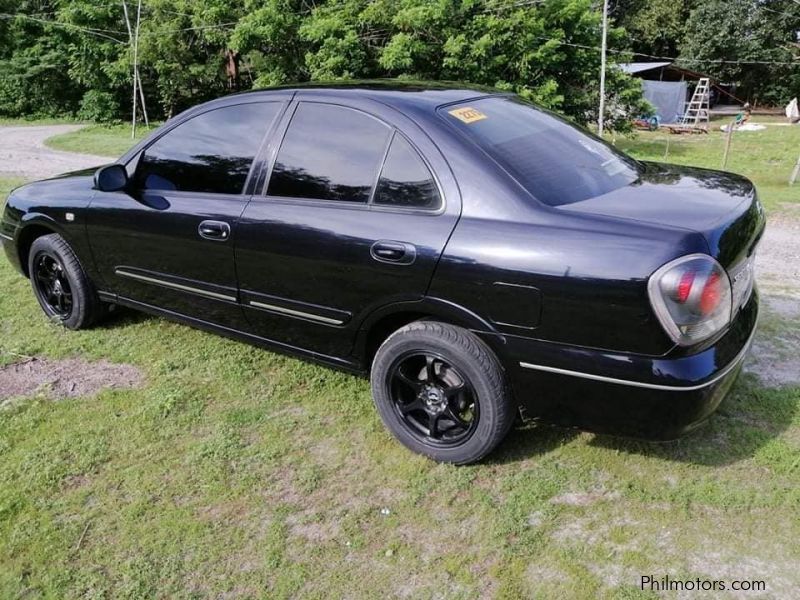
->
224, 79, 502, 111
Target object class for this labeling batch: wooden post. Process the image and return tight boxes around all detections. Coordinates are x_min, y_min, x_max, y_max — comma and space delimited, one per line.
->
597, 0, 609, 136
122, 2, 148, 130
721, 119, 736, 170
790, 154, 800, 186
130, 0, 142, 139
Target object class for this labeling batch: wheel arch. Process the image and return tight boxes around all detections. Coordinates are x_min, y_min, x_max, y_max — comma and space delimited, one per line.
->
16, 217, 64, 277
355, 297, 506, 371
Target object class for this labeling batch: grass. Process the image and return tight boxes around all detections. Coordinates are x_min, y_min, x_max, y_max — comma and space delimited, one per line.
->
0, 177, 26, 200
1, 124, 799, 598
609, 117, 800, 212
0, 117, 81, 126
44, 124, 153, 158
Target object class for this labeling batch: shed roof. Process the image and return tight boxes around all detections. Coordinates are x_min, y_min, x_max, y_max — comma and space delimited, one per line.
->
619, 62, 672, 75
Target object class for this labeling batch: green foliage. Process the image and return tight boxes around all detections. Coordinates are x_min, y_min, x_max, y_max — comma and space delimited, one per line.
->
0, 0, 649, 129
615, 0, 800, 104
612, 0, 699, 58
678, 0, 800, 103
77, 90, 120, 123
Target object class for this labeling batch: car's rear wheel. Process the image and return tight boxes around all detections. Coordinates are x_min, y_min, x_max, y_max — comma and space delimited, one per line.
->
371, 320, 515, 464
28, 233, 106, 330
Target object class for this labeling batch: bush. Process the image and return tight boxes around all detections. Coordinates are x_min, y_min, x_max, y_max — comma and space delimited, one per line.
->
78, 90, 120, 123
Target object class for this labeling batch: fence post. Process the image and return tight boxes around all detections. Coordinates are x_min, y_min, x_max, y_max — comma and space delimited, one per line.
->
721, 119, 736, 170
790, 154, 800, 186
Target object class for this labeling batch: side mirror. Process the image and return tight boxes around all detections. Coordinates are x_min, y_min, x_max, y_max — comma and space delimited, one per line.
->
94, 164, 129, 192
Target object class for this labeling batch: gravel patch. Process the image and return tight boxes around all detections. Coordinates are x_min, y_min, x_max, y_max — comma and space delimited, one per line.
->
0, 357, 143, 405
0, 125, 111, 179
745, 216, 800, 387
756, 216, 800, 295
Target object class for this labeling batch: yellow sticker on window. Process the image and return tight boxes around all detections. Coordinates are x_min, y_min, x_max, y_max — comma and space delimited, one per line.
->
448, 106, 488, 124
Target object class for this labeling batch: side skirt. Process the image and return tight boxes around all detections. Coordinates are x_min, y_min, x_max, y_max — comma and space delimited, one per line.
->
102, 293, 366, 376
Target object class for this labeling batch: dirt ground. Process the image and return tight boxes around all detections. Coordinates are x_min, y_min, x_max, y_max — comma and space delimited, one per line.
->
0, 125, 110, 179
0, 357, 143, 407
747, 209, 800, 387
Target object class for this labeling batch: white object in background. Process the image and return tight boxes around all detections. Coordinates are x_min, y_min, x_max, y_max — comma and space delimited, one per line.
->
719, 123, 766, 132
786, 98, 799, 122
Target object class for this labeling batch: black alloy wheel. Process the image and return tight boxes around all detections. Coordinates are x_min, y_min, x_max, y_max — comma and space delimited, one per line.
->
27, 233, 107, 330
389, 351, 479, 445
371, 320, 515, 465
32, 251, 73, 319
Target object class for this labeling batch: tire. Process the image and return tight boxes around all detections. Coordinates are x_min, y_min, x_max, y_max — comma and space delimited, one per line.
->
371, 320, 515, 464
27, 233, 106, 330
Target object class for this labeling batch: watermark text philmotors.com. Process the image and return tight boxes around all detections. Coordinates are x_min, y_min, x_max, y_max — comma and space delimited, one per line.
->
641, 575, 766, 593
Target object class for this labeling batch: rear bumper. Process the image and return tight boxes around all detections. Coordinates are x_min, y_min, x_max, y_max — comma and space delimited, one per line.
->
490, 289, 758, 440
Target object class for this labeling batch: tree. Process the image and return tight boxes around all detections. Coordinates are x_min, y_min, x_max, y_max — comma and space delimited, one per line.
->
0, 0, 648, 128
679, 0, 800, 103
612, 0, 699, 58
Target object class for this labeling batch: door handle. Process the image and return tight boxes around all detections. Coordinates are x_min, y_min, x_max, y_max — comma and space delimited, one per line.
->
371, 240, 417, 265
198, 220, 230, 242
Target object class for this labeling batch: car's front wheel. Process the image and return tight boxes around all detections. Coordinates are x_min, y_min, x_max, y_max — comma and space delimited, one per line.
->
371, 320, 515, 464
28, 233, 107, 330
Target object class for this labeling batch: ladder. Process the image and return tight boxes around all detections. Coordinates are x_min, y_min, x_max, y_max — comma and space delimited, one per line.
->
680, 78, 711, 130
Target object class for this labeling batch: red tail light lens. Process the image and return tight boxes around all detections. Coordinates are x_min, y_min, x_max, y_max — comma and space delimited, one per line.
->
676, 271, 695, 304
699, 272, 722, 315
648, 255, 732, 346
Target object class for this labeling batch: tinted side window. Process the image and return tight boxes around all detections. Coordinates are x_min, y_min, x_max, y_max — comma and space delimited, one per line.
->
374, 134, 440, 209
267, 103, 391, 203
136, 102, 279, 195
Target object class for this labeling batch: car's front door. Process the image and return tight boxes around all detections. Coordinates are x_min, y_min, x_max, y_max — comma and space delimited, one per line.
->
87, 100, 287, 328
235, 96, 461, 359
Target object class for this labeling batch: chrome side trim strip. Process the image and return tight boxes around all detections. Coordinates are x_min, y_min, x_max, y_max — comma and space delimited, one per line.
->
115, 269, 237, 302
248, 299, 344, 325
519, 324, 757, 392
0, 232, 13, 242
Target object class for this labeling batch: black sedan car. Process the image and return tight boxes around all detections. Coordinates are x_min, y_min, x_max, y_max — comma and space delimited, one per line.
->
1, 82, 764, 464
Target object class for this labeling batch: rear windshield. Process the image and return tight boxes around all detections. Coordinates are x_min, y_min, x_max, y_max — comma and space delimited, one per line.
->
440, 96, 640, 206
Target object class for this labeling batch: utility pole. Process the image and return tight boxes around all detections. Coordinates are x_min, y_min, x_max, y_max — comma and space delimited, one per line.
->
597, 0, 609, 136
130, 0, 142, 139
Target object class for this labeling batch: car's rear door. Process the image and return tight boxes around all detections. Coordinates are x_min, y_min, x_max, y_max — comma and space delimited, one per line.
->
87, 98, 289, 329
235, 93, 461, 358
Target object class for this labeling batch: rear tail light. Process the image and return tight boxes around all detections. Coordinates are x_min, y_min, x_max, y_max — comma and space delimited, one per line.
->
648, 254, 733, 346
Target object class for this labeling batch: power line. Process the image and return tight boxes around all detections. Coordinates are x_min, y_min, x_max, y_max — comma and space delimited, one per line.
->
136, 21, 240, 38
0, 12, 239, 42
536, 35, 800, 67
480, 0, 547, 13
761, 5, 800, 21
0, 13, 127, 44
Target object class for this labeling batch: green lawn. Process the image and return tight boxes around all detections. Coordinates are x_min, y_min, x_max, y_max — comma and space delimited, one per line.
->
1, 124, 799, 598
0, 117, 81, 127
611, 118, 800, 212
45, 124, 154, 158
0, 177, 26, 200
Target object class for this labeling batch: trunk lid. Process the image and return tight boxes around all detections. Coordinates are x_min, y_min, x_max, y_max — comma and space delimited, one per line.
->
559, 162, 765, 268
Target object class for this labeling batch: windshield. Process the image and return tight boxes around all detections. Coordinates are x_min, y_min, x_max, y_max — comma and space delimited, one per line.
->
440, 96, 641, 206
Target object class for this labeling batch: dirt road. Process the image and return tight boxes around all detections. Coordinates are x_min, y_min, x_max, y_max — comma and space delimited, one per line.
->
0, 125, 111, 179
